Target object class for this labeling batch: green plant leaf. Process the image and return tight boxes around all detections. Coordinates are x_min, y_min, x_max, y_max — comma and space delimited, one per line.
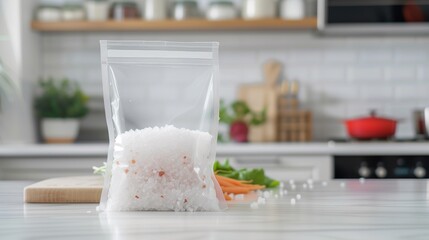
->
219, 99, 234, 124
214, 160, 280, 188
232, 101, 250, 119
238, 168, 266, 185
250, 108, 267, 126
34, 78, 89, 118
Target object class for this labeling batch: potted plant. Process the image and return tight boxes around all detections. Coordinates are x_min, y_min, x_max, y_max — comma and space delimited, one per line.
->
34, 78, 89, 144
219, 100, 266, 143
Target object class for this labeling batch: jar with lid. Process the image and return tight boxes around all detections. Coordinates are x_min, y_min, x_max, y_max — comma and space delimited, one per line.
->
110, 1, 140, 20
280, 0, 305, 20
61, 5, 85, 21
173, 0, 200, 20
207, 1, 238, 20
242, 0, 277, 20
84, 0, 110, 21
144, 0, 167, 21
36, 5, 62, 22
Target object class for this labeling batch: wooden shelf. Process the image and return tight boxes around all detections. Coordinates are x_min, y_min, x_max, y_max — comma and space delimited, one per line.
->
31, 18, 317, 32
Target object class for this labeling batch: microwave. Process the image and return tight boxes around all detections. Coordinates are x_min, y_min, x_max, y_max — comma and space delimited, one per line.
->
318, 0, 429, 34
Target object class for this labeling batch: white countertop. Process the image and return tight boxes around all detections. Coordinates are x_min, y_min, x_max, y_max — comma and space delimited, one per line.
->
0, 142, 428, 158
1, 180, 429, 239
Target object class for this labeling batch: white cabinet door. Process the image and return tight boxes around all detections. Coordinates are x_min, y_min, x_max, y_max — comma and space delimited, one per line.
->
226, 155, 332, 181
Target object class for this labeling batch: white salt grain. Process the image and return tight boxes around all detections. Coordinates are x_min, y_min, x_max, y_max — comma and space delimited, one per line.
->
322, 181, 328, 187
106, 125, 220, 212
263, 191, 271, 198
340, 182, 346, 188
250, 202, 259, 209
257, 197, 266, 205
290, 198, 296, 205
291, 185, 296, 190
303, 183, 308, 189
296, 194, 302, 200
235, 194, 244, 200
229, 193, 235, 200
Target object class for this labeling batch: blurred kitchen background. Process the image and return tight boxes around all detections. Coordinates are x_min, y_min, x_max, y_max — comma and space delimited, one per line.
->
0, 0, 429, 181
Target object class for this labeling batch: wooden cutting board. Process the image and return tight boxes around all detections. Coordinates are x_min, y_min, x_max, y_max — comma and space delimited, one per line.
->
238, 60, 282, 142
24, 176, 103, 203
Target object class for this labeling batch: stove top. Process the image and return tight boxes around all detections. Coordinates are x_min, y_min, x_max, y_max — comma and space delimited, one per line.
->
328, 137, 429, 143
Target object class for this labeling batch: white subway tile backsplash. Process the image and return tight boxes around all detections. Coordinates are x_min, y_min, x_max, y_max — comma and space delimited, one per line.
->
319, 104, 347, 120
359, 85, 393, 101
394, 49, 427, 63
220, 51, 258, 65
394, 85, 427, 100
385, 66, 416, 82
346, 102, 386, 118
40, 33, 426, 140
417, 65, 429, 82
309, 65, 347, 82
289, 49, 323, 63
321, 122, 347, 138
285, 66, 311, 82
323, 50, 356, 63
348, 65, 385, 82
219, 85, 238, 102
322, 84, 359, 101
358, 49, 393, 63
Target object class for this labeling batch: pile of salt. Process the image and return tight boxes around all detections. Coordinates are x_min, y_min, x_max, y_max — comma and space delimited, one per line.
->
106, 125, 220, 212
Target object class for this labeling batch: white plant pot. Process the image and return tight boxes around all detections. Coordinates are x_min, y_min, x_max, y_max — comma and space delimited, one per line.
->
41, 118, 80, 144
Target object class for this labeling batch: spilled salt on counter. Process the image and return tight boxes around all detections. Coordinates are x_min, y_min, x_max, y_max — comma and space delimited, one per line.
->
106, 125, 220, 212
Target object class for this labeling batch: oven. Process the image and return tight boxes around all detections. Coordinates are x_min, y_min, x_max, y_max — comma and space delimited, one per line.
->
318, 0, 429, 34
334, 155, 429, 179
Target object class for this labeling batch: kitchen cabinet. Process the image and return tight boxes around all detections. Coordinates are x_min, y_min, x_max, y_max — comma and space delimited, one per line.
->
229, 155, 332, 181
2, 180, 429, 239
1, 142, 429, 181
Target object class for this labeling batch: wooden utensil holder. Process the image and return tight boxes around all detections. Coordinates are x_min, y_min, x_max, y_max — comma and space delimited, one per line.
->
277, 97, 312, 142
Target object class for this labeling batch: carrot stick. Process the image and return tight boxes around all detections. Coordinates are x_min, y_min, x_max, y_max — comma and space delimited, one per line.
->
215, 175, 250, 186
217, 179, 237, 187
240, 183, 265, 190
223, 192, 232, 201
221, 186, 252, 194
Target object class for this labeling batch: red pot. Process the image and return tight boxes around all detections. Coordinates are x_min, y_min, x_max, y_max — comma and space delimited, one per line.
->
345, 111, 397, 140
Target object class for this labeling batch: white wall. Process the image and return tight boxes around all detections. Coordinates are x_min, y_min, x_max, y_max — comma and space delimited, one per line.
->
0, 0, 37, 144
40, 31, 429, 141
4, 0, 428, 142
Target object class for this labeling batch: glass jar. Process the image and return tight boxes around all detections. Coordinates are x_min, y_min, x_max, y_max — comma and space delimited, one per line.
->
242, 0, 277, 20
62, 5, 85, 21
36, 5, 62, 22
144, 0, 167, 20
280, 0, 305, 20
110, 1, 140, 20
173, 0, 200, 20
207, 1, 237, 20
84, 0, 110, 21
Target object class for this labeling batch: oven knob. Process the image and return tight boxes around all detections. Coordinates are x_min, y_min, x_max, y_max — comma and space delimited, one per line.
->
414, 163, 426, 178
375, 165, 387, 178
358, 163, 371, 178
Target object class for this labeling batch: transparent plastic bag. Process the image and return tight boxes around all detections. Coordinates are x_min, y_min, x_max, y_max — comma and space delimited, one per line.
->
99, 41, 225, 212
